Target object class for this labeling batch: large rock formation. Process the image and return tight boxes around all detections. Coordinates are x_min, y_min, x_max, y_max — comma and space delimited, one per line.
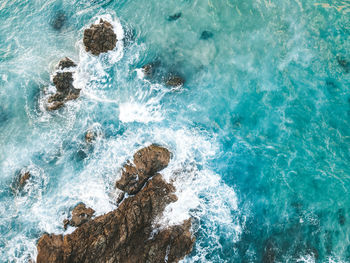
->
115, 144, 171, 195
47, 57, 80, 111
36, 145, 195, 263
83, 19, 117, 56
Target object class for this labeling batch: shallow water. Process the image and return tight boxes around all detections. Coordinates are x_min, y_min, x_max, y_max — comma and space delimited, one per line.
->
0, 0, 350, 262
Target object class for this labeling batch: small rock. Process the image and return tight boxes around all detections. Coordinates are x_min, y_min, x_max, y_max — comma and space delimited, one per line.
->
168, 12, 182, 21
85, 130, 97, 143
116, 192, 125, 205
83, 19, 117, 56
57, 57, 76, 70
63, 203, 95, 229
337, 56, 350, 73
200, 30, 213, 40
19, 171, 31, 189
165, 75, 185, 87
11, 169, 31, 193
47, 58, 80, 111
51, 11, 66, 31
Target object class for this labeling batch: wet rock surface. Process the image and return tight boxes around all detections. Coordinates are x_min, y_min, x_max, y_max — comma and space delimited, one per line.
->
37, 145, 194, 263
47, 57, 80, 111
63, 203, 95, 230
165, 75, 185, 87
11, 170, 31, 192
83, 19, 117, 55
115, 144, 171, 195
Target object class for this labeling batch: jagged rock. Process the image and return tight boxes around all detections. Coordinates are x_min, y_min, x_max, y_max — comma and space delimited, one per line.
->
165, 75, 185, 87
115, 144, 171, 195
83, 19, 117, 55
58, 57, 76, 70
11, 170, 31, 193
63, 203, 95, 230
37, 174, 194, 263
47, 58, 80, 111
18, 171, 31, 189
85, 130, 97, 143
200, 30, 213, 40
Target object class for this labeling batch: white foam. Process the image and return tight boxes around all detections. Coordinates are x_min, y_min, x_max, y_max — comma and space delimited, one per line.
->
119, 101, 163, 123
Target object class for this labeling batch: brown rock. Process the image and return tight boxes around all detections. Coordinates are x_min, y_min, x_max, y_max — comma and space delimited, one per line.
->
36, 174, 194, 263
63, 203, 95, 229
47, 58, 80, 111
115, 144, 171, 195
83, 19, 117, 56
18, 171, 31, 189
11, 170, 31, 193
58, 57, 77, 70
165, 75, 185, 87
85, 130, 97, 143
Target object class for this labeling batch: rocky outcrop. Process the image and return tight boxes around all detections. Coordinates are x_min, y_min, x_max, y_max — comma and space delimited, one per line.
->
83, 19, 117, 56
165, 75, 185, 87
47, 57, 80, 111
115, 144, 171, 195
36, 145, 194, 263
11, 169, 31, 192
63, 203, 95, 230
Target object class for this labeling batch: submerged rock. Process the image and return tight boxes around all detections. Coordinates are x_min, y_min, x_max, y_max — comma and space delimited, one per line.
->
47, 57, 80, 111
83, 19, 117, 55
51, 11, 66, 31
337, 56, 350, 73
85, 130, 97, 143
168, 12, 182, 21
37, 145, 194, 263
63, 203, 95, 230
165, 75, 185, 87
200, 30, 213, 40
115, 144, 171, 195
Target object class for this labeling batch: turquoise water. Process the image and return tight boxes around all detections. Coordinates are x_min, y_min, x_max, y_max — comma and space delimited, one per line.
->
0, 0, 350, 262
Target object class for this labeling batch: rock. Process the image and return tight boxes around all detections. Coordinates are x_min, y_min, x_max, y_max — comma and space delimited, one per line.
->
200, 30, 213, 40
47, 58, 80, 111
58, 57, 76, 70
168, 12, 182, 21
165, 75, 185, 87
11, 169, 31, 192
115, 192, 125, 205
85, 130, 97, 143
115, 144, 171, 195
37, 234, 64, 262
337, 56, 350, 73
83, 19, 117, 55
18, 171, 31, 189
36, 174, 194, 263
63, 203, 95, 230
142, 64, 154, 77
51, 11, 66, 31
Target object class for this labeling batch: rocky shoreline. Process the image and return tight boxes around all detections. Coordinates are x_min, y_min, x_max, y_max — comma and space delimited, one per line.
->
32, 18, 195, 262
36, 145, 194, 263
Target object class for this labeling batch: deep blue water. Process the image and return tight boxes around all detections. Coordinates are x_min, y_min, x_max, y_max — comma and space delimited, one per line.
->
0, 0, 350, 262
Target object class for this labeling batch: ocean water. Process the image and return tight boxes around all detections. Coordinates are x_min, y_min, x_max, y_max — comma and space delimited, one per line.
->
0, 0, 349, 262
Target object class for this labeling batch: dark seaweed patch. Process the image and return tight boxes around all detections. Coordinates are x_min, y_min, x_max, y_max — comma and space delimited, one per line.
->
167, 12, 182, 21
